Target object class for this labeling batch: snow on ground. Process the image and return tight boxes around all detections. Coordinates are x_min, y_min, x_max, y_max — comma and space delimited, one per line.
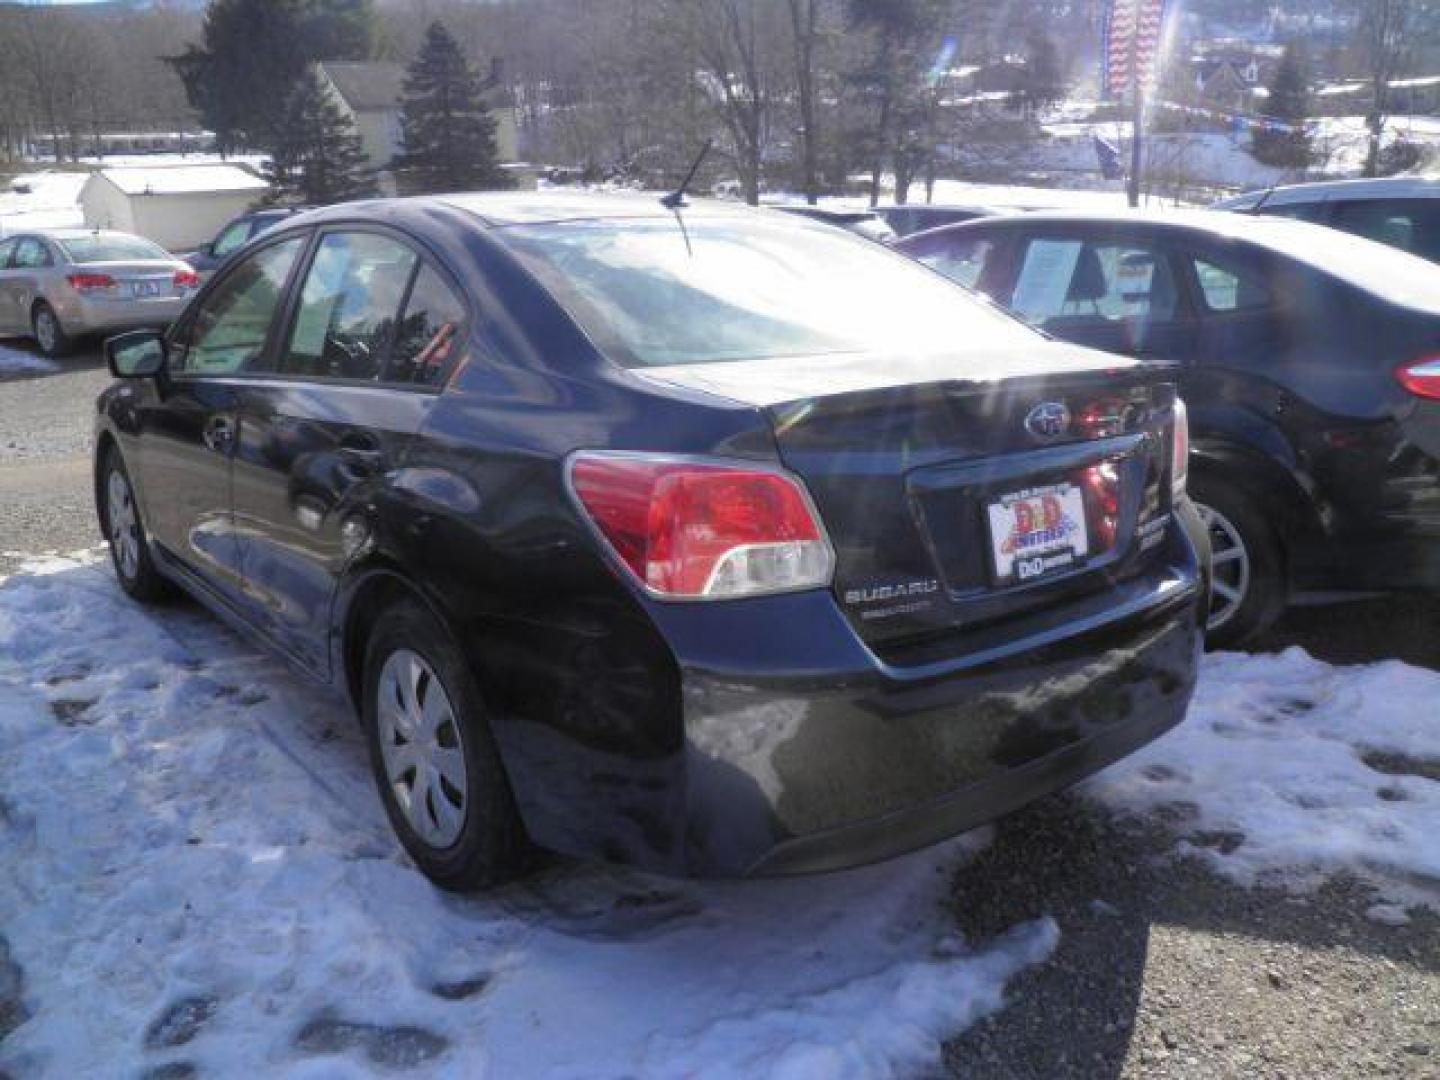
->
0, 343, 56, 380
1086, 647, 1440, 914
0, 172, 87, 235
0, 552, 1056, 1079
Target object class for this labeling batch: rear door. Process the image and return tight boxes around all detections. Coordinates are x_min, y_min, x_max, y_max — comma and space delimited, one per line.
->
230, 227, 469, 672
129, 233, 309, 602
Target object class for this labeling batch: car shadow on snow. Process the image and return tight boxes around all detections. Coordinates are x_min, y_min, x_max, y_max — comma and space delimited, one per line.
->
0, 339, 104, 384
940, 792, 1439, 1079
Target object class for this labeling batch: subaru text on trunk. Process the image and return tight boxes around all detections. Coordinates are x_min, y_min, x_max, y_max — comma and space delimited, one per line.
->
93, 194, 1209, 890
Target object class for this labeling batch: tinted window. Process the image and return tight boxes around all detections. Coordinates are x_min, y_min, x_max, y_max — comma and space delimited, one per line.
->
13, 238, 52, 269
211, 221, 252, 258
385, 264, 467, 386
1330, 199, 1440, 263
1193, 257, 1270, 312
908, 234, 998, 291
1260, 202, 1327, 224
182, 237, 305, 375
57, 235, 168, 262
503, 217, 1037, 368
0, 239, 17, 267
1008, 238, 1178, 330
281, 232, 417, 381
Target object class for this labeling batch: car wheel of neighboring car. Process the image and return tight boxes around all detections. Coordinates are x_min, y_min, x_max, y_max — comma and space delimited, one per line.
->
32, 301, 75, 358
362, 598, 527, 891
100, 449, 170, 602
1189, 476, 1286, 649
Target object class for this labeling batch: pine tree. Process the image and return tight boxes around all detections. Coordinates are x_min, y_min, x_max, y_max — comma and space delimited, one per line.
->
393, 21, 513, 193
1251, 42, 1312, 170
264, 69, 376, 206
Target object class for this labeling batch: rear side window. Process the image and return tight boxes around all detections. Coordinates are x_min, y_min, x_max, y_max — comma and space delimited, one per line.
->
281, 232, 418, 381
181, 237, 306, 375
1192, 257, 1271, 312
908, 234, 998, 291
385, 264, 467, 386
1260, 201, 1327, 224
1330, 199, 1440, 263
1009, 238, 1178, 329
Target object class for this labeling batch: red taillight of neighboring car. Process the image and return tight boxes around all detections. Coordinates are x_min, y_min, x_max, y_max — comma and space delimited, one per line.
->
1396, 357, 1440, 401
569, 454, 835, 599
173, 268, 201, 290
67, 272, 116, 293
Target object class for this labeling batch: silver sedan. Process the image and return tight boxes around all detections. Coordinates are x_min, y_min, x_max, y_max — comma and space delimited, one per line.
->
0, 229, 201, 357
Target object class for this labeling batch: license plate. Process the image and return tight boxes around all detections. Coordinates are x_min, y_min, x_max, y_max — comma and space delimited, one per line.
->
131, 281, 160, 298
986, 482, 1089, 585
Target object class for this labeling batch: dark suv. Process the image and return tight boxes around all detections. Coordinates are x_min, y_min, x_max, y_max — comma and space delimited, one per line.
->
184, 207, 312, 279
95, 194, 1206, 890
899, 210, 1440, 645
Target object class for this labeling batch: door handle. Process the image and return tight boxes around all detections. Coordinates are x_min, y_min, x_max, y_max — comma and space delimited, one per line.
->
337, 438, 385, 475
203, 414, 236, 454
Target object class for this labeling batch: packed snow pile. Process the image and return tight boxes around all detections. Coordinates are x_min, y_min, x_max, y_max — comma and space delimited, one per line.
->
0, 553, 1055, 1078
1087, 647, 1440, 913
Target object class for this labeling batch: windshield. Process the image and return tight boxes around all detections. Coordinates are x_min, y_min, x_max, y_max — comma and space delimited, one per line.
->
500, 216, 1038, 368
58, 234, 170, 263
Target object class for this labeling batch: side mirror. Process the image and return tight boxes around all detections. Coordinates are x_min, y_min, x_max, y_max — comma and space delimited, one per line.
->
105, 330, 166, 379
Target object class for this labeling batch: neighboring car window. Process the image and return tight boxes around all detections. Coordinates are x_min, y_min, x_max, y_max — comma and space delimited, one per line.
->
210, 221, 252, 259
1009, 238, 1178, 330
1192, 257, 1271, 312
56, 235, 168, 262
280, 231, 417, 381
502, 217, 1038, 368
12, 238, 52, 269
1259, 201, 1327, 224
1330, 199, 1440, 263
385, 264, 468, 386
181, 236, 306, 375
908, 235, 998, 291
0, 238, 17, 267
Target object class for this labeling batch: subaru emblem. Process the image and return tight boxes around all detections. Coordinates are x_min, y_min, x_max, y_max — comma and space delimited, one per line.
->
1024, 401, 1070, 441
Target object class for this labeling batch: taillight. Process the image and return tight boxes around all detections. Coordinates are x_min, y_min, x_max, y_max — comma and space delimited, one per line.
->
1082, 462, 1121, 548
1171, 397, 1189, 495
568, 453, 835, 599
173, 268, 201, 290
67, 272, 116, 292
1396, 357, 1440, 400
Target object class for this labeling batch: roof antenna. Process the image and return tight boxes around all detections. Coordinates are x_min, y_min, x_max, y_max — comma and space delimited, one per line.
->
660, 139, 713, 210
1250, 179, 1280, 213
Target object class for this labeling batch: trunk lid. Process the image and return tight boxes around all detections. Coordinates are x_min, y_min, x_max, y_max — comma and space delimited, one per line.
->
639, 344, 1184, 655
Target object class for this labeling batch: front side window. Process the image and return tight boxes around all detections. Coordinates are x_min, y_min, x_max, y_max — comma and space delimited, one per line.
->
181, 236, 305, 375
1260, 201, 1327, 224
501, 216, 1036, 368
0, 238, 17, 267
1008, 238, 1178, 331
280, 232, 418, 381
908, 234, 998, 291
210, 221, 252, 259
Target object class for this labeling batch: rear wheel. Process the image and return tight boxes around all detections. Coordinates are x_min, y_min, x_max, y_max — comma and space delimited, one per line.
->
362, 599, 527, 891
32, 301, 75, 358
1190, 475, 1287, 649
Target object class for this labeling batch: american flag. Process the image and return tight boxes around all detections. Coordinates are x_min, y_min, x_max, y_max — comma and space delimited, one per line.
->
1102, 0, 1171, 99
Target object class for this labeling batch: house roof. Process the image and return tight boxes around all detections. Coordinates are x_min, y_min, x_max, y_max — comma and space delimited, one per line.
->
90, 165, 268, 197
320, 61, 405, 112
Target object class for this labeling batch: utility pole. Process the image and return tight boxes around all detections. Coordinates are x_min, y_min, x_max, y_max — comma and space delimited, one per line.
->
1127, 0, 1143, 207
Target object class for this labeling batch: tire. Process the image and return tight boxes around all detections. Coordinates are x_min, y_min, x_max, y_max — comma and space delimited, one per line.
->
1189, 474, 1287, 650
31, 301, 75, 358
362, 598, 527, 891
99, 448, 171, 603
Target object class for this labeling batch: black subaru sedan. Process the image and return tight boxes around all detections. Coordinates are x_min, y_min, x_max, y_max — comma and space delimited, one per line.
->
94, 193, 1207, 890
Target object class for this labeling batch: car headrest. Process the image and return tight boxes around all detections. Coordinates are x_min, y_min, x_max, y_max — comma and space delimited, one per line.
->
1066, 246, 1109, 303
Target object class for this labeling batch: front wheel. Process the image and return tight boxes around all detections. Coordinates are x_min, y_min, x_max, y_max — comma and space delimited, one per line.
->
1189, 476, 1287, 649
362, 599, 527, 891
100, 450, 170, 602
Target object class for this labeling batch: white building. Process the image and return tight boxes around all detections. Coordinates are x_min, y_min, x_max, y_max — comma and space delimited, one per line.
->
80, 165, 270, 252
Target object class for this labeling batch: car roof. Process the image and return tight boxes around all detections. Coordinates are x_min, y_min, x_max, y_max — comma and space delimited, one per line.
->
1213, 176, 1440, 210
438, 191, 762, 226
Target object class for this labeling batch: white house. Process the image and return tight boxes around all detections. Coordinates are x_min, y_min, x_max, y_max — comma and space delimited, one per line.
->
80, 165, 270, 252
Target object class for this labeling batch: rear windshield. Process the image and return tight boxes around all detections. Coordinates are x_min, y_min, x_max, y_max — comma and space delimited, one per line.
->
58, 235, 169, 263
500, 216, 1038, 368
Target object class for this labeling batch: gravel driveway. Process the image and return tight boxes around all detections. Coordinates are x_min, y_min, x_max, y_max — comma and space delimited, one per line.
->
2, 341, 1437, 1078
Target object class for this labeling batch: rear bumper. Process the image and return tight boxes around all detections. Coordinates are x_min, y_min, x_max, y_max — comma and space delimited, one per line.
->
50, 293, 190, 335
661, 502, 1207, 876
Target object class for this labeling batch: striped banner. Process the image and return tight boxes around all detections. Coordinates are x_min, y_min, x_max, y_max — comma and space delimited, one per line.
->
1102, 0, 1170, 99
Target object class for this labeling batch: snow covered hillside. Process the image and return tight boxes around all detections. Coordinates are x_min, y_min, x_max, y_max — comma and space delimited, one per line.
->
0, 552, 1436, 1077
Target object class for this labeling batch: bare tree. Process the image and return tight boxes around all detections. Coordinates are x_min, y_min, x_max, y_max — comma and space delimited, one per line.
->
1353, 0, 1438, 177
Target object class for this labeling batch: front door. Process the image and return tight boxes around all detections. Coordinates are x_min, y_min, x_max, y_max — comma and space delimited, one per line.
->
0, 238, 20, 334
131, 234, 308, 603
230, 228, 469, 672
